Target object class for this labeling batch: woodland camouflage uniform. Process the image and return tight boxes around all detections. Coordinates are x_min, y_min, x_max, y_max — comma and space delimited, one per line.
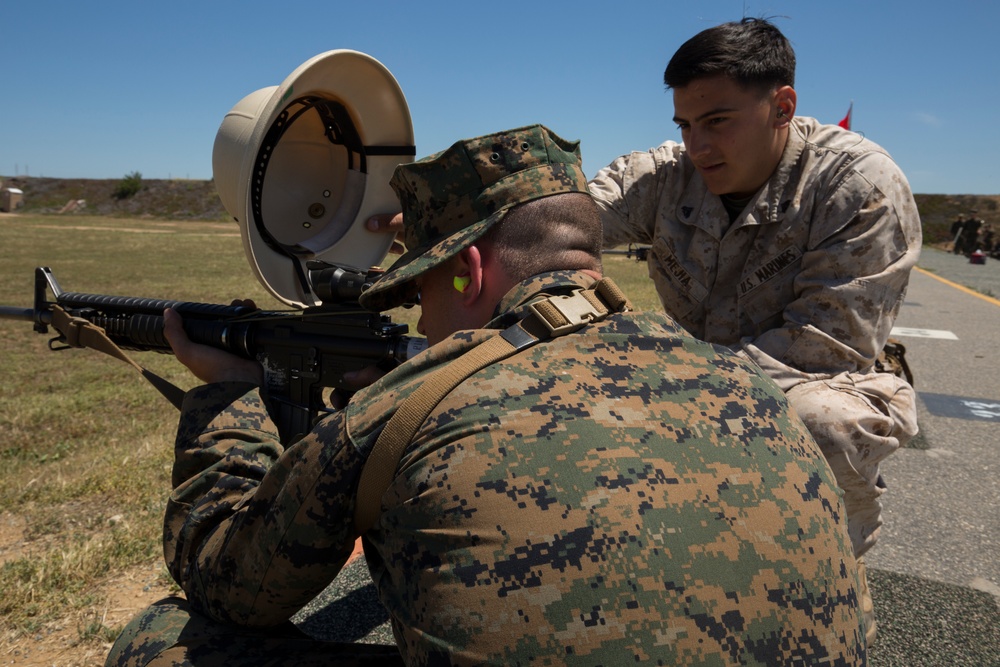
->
108, 125, 865, 666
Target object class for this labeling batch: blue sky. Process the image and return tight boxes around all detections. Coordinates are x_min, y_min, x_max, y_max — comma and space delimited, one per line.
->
1, 1, 997, 195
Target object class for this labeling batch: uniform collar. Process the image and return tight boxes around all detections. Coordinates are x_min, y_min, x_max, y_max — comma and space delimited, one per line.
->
758, 118, 808, 225
487, 270, 598, 328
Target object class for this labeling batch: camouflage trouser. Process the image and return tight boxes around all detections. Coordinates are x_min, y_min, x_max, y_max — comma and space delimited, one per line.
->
105, 596, 404, 667
785, 369, 918, 558
785, 370, 916, 647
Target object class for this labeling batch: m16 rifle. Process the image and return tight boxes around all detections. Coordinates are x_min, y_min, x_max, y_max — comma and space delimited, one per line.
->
0, 264, 426, 444
0, 49, 426, 443
0, 50, 424, 444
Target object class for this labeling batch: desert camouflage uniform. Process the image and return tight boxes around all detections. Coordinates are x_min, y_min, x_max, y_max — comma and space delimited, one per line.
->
589, 117, 921, 558
107, 270, 865, 666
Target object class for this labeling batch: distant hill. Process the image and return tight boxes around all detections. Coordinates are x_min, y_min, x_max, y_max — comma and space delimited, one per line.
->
0, 176, 228, 221
911, 193, 1000, 246
2, 175, 998, 246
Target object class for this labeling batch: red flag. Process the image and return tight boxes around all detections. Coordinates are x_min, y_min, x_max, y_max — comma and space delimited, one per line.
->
837, 102, 853, 130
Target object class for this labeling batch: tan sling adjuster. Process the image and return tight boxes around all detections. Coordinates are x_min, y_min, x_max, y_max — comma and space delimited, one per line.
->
529, 290, 606, 336
528, 278, 631, 336
49, 305, 186, 409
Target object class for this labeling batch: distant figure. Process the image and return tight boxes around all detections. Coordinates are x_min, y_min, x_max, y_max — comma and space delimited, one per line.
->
957, 217, 983, 256
981, 225, 995, 257
952, 216, 967, 254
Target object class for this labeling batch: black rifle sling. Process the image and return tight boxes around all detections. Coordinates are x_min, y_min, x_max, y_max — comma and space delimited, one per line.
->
49, 306, 186, 409
353, 278, 631, 534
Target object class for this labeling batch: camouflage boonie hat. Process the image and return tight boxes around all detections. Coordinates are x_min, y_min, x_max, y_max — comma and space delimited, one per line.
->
358, 124, 588, 311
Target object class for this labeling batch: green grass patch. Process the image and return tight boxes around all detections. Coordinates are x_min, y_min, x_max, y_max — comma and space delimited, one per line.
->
0, 215, 280, 640
600, 253, 662, 312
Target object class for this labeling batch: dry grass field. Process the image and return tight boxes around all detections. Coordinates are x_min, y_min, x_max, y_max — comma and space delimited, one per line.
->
0, 214, 274, 665
2, 176, 996, 665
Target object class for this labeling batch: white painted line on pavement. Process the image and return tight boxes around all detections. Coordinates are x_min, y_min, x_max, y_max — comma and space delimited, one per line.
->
890, 327, 959, 340
920, 392, 1000, 422
960, 399, 1000, 420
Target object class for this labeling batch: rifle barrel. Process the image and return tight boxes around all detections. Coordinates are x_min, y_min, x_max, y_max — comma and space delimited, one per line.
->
0, 306, 38, 322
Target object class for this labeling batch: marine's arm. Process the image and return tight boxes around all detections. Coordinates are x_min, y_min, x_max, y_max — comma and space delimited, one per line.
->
164, 384, 364, 627
589, 145, 678, 248
161, 309, 364, 627
737, 152, 922, 389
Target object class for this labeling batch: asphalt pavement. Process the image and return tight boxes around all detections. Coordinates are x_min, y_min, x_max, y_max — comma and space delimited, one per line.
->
861, 246, 1000, 666
294, 246, 1000, 665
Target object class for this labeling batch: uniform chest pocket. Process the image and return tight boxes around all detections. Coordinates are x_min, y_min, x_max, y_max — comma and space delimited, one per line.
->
738, 248, 802, 335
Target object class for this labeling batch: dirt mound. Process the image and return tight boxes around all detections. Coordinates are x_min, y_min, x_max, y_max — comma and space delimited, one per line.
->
0, 176, 228, 221
1, 176, 998, 242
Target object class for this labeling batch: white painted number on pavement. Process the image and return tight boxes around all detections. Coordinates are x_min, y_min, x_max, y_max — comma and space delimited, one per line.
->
890, 327, 959, 340
961, 400, 1000, 420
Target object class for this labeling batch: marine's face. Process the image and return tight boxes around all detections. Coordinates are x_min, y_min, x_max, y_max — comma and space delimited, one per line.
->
672, 75, 788, 199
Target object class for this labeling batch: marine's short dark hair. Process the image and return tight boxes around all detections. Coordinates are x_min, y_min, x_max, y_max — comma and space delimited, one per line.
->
481, 192, 603, 280
664, 17, 795, 93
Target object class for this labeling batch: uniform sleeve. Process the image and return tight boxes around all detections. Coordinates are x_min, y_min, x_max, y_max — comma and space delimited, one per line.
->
589, 145, 678, 249
738, 152, 922, 389
163, 382, 365, 627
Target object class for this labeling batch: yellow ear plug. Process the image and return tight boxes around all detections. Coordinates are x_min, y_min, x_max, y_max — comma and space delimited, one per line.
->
453, 275, 471, 293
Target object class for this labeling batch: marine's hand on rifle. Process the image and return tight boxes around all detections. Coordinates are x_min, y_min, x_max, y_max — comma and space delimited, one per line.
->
329, 364, 391, 409
367, 213, 405, 254
163, 306, 264, 386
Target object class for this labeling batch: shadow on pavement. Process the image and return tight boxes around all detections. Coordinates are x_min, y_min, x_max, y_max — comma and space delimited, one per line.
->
296, 559, 1000, 665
